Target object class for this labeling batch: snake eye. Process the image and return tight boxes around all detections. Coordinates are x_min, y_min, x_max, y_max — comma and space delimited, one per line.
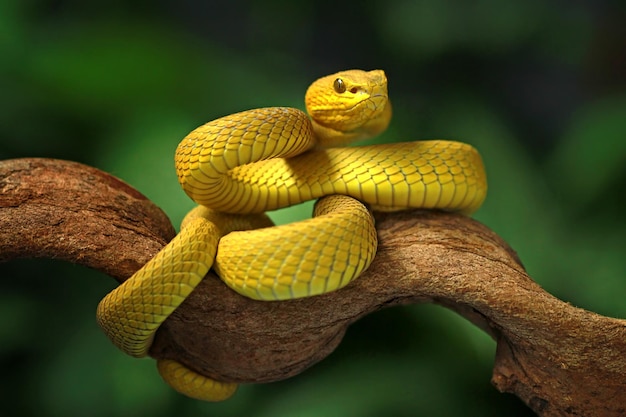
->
333, 78, 346, 94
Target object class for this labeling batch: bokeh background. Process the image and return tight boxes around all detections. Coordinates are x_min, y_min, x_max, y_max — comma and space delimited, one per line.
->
1, 0, 625, 416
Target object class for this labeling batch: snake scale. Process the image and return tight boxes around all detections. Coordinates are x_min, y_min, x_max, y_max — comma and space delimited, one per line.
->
96, 69, 487, 401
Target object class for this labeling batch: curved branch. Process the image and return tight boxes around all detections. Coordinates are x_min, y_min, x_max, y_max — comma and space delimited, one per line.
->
1, 158, 625, 417
0, 158, 176, 276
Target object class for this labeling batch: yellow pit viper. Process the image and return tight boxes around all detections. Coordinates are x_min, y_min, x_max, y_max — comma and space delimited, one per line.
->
96, 69, 487, 401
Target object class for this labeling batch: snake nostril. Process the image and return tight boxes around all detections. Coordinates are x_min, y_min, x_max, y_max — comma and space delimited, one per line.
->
349, 87, 359, 94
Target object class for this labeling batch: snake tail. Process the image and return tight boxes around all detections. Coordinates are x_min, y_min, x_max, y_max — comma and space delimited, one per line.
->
157, 359, 237, 402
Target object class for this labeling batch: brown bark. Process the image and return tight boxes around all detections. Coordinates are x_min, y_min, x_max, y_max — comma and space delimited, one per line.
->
1, 158, 625, 417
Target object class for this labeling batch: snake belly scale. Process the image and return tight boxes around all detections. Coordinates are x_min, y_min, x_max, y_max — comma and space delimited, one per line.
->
96, 69, 487, 401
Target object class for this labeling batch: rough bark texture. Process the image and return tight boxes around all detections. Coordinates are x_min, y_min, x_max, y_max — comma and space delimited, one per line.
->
1, 158, 625, 417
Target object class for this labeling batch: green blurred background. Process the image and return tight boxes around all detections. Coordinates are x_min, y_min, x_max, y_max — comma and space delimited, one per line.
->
1, 0, 625, 416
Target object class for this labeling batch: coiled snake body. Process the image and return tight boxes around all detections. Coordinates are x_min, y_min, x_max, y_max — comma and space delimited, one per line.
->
97, 69, 487, 401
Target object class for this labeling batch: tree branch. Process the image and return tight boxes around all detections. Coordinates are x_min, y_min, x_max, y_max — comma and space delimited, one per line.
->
1, 158, 625, 416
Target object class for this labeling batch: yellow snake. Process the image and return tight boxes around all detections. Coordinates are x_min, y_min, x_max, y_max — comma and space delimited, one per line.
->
96, 69, 487, 401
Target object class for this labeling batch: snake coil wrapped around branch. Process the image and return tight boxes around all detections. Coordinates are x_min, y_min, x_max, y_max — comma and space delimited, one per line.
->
1, 157, 625, 416
90, 69, 490, 400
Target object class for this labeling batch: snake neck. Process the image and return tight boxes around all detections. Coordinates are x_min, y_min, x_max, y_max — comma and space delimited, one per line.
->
311, 100, 392, 148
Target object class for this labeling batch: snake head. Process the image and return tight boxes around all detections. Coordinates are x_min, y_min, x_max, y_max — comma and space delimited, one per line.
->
305, 69, 392, 146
